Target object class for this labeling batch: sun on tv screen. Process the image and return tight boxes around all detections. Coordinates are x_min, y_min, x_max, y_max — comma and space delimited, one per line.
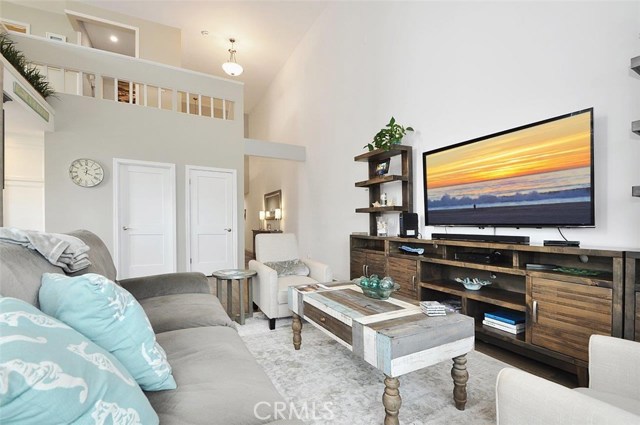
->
423, 108, 594, 228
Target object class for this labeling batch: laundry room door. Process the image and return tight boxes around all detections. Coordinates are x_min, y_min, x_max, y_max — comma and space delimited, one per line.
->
114, 159, 176, 279
186, 166, 237, 275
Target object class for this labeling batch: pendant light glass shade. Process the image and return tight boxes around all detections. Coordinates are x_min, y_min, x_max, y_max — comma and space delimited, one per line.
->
222, 38, 243, 76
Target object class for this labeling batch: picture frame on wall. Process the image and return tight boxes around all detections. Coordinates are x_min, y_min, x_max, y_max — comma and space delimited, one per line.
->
46, 32, 66, 42
375, 158, 390, 176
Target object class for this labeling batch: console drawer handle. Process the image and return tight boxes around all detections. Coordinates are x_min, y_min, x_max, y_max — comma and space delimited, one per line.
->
533, 300, 538, 323
320, 316, 326, 323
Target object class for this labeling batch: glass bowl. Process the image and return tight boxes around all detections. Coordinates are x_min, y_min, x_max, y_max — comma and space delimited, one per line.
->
353, 277, 401, 300
455, 277, 492, 291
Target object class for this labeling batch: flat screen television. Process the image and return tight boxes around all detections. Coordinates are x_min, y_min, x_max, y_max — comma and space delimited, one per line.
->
422, 108, 594, 227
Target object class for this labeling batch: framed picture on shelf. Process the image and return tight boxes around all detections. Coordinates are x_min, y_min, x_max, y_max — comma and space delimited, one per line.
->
375, 158, 390, 176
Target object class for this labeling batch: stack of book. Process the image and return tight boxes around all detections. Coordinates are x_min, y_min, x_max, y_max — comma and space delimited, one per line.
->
483, 310, 525, 334
420, 301, 446, 316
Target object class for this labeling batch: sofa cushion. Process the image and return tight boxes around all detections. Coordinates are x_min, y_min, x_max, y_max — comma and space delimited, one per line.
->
574, 388, 640, 415
139, 293, 236, 334
277, 275, 317, 304
0, 297, 158, 424
147, 326, 286, 425
39, 273, 176, 391
0, 241, 62, 307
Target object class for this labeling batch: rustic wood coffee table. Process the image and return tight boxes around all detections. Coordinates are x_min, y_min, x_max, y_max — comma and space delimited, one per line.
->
288, 283, 474, 425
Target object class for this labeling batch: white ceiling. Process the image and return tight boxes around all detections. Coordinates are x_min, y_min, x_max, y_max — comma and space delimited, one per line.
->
85, 1, 328, 113
80, 20, 136, 57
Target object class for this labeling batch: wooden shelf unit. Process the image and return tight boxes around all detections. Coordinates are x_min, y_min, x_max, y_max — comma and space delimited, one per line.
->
624, 251, 640, 341
350, 234, 626, 382
354, 145, 413, 236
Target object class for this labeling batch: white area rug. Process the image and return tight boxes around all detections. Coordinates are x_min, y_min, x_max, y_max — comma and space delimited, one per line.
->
238, 314, 509, 425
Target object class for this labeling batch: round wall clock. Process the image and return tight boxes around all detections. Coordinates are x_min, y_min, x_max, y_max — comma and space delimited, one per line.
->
69, 158, 104, 187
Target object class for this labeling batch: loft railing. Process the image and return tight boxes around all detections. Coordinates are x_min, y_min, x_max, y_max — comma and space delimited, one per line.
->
11, 33, 242, 122
33, 64, 235, 120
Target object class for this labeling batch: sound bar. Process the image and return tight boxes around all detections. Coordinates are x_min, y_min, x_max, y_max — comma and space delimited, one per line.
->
431, 233, 530, 245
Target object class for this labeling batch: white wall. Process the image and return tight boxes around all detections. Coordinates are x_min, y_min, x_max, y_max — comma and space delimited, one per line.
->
44, 94, 244, 275
3, 132, 45, 231
1, 1, 182, 66
249, 1, 640, 280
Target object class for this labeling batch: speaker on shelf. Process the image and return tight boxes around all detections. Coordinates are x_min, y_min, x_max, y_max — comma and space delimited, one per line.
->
399, 212, 419, 238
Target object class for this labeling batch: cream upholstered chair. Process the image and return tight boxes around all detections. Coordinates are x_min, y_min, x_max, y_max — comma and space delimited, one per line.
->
248, 233, 332, 330
495, 335, 640, 425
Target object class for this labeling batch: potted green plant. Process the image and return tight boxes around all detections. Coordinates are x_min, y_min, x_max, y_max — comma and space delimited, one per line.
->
364, 117, 414, 151
0, 31, 55, 99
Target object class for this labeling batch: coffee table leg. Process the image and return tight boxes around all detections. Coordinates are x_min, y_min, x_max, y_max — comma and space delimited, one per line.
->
292, 313, 302, 350
382, 375, 401, 425
451, 354, 469, 410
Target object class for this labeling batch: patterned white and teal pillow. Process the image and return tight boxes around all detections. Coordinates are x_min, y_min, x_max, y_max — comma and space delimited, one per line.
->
0, 297, 158, 424
264, 259, 310, 277
39, 273, 176, 392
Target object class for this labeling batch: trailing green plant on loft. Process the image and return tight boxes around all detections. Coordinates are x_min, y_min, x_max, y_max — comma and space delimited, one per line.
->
364, 117, 414, 151
0, 31, 55, 99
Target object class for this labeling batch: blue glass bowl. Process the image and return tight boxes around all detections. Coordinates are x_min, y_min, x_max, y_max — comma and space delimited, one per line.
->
353, 278, 401, 300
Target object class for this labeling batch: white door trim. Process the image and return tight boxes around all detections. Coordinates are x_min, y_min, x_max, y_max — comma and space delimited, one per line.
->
113, 158, 177, 278
185, 165, 238, 272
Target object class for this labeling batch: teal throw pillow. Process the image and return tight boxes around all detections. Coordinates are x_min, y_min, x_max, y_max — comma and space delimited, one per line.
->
264, 259, 310, 277
0, 297, 158, 424
39, 273, 176, 391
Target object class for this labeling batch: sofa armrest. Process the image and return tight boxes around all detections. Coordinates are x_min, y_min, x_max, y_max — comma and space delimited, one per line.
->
248, 260, 279, 318
302, 258, 332, 283
589, 335, 640, 400
496, 368, 640, 425
118, 272, 210, 301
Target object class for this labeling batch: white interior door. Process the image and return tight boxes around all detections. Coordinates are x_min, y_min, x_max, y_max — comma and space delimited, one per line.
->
115, 159, 176, 279
186, 166, 237, 275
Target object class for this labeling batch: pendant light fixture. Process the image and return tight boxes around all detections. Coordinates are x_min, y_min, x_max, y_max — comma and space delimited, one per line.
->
222, 38, 243, 77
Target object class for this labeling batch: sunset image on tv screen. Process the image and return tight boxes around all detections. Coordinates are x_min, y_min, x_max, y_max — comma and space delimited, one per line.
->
424, 110, 593, 226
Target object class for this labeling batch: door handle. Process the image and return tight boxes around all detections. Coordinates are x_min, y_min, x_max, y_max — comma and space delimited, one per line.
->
412, 275, 416, 290
532, 300, 538, 323
224, 228, 232, 232
122, 226, 130, 231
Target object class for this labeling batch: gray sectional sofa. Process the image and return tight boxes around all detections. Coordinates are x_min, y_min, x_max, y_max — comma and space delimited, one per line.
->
0, 229, 302, 425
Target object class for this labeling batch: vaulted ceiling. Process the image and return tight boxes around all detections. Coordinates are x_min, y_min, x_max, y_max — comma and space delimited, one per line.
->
86, 1, 327, 113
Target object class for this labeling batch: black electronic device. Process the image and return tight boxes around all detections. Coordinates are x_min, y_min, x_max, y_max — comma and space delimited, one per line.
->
431, 233, 530, 245
399, 212, 419, 238
543, 240, 580, 247
454, 251, 502, 264
422, 108, 595, 228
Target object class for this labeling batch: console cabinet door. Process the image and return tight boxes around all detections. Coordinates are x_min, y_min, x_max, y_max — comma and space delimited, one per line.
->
366, 251, 387, 277
635, 292, 640, 342
529, 277, 612, 362
387, 257, 418, 299
350, 250, 367, 279
350, 250, 386, 279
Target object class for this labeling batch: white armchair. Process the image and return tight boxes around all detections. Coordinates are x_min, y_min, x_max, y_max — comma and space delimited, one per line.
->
248, 233, 332, 330
495, 335, 640, 425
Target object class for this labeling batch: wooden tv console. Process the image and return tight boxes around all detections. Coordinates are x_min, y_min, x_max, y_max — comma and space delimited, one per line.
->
350, 234, 626, 384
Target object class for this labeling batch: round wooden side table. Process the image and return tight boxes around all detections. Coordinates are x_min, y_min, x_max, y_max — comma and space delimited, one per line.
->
212, 269, 257, 325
